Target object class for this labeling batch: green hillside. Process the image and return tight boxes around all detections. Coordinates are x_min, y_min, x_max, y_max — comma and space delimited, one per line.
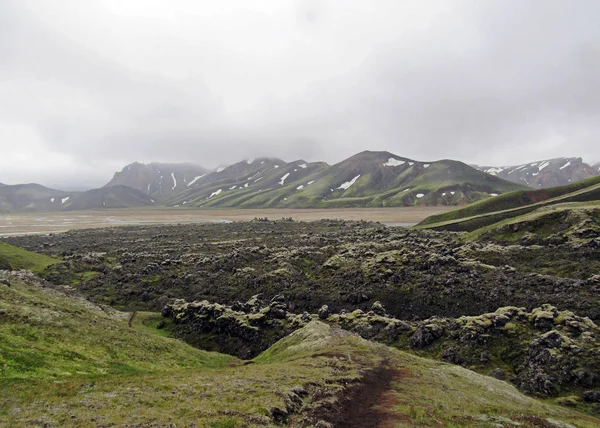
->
0, 241, 60, 273
417, 175, 600, 231
2, 272, 598, 426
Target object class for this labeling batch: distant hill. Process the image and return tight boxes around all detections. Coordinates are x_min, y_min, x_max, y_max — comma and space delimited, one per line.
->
164, 151, 526, 208
0, 183, 155, 212
474, 157, 599, 189
62, 185, 156, 211
0, 241, 60, 272
417, 175, 600, 232
0, 183, 73, 212
103, 162, 208, 200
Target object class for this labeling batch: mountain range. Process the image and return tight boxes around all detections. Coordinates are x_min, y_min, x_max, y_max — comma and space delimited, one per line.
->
473, 157, 599, 188
1, 151, 599, 212
0, 183, 155, 213
162, 151, 526, 208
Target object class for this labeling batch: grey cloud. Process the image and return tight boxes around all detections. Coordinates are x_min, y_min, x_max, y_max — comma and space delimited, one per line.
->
0, 0, 598, 189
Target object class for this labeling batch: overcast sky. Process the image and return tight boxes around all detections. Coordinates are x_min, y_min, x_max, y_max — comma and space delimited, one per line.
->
1, 0, 599, 189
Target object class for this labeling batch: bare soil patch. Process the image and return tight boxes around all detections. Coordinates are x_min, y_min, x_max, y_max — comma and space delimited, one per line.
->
324, 362, 409, 428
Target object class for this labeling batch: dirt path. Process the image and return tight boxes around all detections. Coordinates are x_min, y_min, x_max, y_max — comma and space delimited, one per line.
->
329, 361, 409, 428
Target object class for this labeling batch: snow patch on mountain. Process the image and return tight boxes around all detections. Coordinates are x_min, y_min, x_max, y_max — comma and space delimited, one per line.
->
208, 189, 222, 198
485, 167, 505, 175
538, 161, 550, 172
171, 172, 177, 190
383, 158, 405, 167
187, 174, 206, 187
279, 173, 290, 185
337, 175, 361, 190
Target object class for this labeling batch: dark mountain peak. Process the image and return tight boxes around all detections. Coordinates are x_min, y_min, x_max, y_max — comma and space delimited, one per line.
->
104, 162, 208, 199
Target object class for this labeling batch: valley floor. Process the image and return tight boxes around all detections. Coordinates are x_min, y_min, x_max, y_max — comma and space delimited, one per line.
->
0, 207, 452, 236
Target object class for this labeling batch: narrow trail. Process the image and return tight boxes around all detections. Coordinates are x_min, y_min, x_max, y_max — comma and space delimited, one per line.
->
128, 311, 137, 328
330, 361, 409, 428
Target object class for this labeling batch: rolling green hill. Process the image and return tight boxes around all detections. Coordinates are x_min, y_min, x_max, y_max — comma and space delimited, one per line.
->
0, 241, 60, 272
1, 272, 598, 426
417, 175, 600, 231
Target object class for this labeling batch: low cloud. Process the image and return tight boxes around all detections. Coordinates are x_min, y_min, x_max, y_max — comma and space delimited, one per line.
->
1, 0, 598, 189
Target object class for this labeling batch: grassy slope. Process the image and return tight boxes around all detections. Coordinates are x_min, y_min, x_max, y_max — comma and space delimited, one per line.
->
0, 274, 235, 380
1, 275, 598, 426
0, 241, 60, 273
464, 201, 600, 242
417, 175, 600, 231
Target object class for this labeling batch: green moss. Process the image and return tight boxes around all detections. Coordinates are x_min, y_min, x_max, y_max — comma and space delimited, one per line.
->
0, 242, 60, 273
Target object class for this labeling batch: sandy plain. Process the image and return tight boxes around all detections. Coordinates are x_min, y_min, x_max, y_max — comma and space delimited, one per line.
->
0, 207, 453, 237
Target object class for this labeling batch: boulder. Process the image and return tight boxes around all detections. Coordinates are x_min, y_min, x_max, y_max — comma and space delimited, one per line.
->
318, 305, 330, 320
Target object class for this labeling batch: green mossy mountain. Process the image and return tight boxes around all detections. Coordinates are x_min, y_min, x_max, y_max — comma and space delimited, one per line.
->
164, 150, 527, 208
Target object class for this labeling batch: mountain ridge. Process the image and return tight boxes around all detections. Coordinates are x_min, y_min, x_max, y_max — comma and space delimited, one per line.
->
104, 161, 208, 199
0, 183, 155, 213
474, 157, 600, 189
163, 150, 527, 208
6, 151, 600, 212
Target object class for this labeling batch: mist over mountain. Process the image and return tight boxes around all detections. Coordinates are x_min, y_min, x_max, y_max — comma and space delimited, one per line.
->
104, 162, 208, 199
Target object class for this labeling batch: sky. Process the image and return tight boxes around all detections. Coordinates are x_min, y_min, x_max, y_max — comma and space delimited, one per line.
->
1, 0, 599, 190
